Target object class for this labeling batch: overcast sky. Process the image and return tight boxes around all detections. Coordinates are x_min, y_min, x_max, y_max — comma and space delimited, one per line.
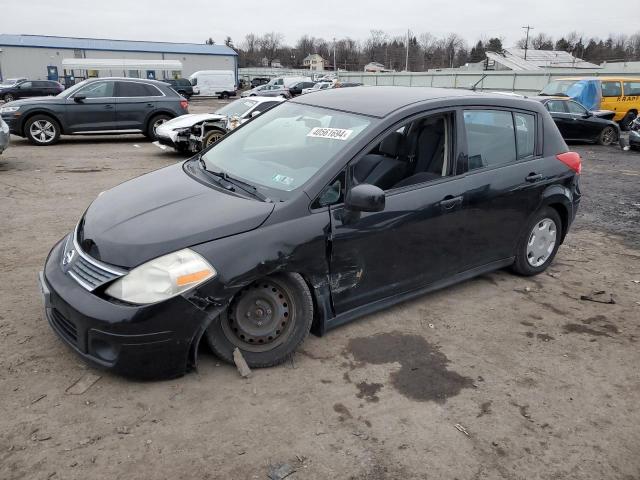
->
3, 0, 636, 48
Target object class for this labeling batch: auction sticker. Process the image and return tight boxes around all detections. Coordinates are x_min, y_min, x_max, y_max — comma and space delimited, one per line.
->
307, 127, 353, 140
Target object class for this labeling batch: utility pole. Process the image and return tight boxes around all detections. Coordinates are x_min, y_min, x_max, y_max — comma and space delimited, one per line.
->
522, 25, 534, 60
333, 37, 336, 72
405, 29, 410, 71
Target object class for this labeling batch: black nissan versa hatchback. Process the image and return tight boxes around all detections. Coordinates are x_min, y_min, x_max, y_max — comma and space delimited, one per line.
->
39, 86, 581, 379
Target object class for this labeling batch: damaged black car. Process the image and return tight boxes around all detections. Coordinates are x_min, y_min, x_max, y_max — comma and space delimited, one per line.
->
40, 86, 581, 379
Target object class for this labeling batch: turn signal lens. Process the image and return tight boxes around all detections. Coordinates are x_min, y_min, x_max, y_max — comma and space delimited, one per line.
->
556, 152, 581, 174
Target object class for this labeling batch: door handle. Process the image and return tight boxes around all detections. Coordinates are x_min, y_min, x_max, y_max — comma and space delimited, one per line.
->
525, 173, 543, 182
440, 195, 463, 210
104, 104, 114, 109
146, 103, 154, 108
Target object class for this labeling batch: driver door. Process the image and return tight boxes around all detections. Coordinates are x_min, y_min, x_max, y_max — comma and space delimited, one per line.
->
65, 80, 117, 132
328, 111, 468, 314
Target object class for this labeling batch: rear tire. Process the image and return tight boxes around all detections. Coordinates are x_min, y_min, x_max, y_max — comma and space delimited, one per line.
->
146, 114, 172, 140
597, 125, 617, 146
205, 273, 313, 368
24, 114, 61, 146
512, 207, 562, 276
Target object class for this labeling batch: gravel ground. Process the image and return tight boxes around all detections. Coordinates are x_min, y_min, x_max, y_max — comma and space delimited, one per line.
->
1, 98, 639, 480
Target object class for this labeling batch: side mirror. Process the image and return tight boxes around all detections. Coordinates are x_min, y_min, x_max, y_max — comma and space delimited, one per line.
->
345, 184, 385, 212
583, 111, 593, 118
250, 110, 261, 118
74, 95, 86, 103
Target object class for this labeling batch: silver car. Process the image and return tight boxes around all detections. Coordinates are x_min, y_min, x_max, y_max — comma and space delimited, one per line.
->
0, 116, 9, 154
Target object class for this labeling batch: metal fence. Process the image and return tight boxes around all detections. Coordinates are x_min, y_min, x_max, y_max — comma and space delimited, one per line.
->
334, 69, 640, 95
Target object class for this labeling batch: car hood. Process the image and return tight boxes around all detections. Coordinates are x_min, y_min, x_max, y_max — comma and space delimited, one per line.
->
592, 110, 616, 120
78, 163, 275, 268
162, 113, 226, 129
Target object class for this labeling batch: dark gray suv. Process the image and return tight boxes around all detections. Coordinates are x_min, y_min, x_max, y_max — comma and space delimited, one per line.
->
0, 78, 189, 145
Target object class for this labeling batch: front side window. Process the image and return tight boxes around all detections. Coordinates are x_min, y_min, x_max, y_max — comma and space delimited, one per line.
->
202, 102, 372, 194
463, 110, 516, 170
76, 81, 114, 98
566, 101, 587, 115
601, 81, 622, 97
352, 112, 453, 191
18, 82, 32, 89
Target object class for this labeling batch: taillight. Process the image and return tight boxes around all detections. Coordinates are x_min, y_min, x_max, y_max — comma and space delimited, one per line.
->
556, 151, 581, 174
180, 99, 189, 111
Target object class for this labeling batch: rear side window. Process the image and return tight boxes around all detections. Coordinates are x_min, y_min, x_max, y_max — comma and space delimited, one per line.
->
463, 110, 516, 170
623, 81, 640, 96
545, 100, 566, 113
601, 81, 622, 97
117, 81, 161, 97
514, 113, 535, 159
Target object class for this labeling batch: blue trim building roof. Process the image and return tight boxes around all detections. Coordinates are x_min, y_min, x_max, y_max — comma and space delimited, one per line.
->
0, 34, 237, 56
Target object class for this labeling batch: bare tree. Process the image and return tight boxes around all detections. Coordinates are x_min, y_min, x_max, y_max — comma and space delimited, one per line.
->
258, 32, 284, 64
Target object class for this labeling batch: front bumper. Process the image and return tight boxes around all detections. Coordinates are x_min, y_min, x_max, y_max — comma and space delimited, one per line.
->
1, 114, 20, 135
41, 238, 216, 379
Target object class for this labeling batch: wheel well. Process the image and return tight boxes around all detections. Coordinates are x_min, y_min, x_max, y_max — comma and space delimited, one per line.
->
20, 111, 61, 135
548, 202, 569, 243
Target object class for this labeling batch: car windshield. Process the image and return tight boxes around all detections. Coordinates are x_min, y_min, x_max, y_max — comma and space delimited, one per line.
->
540, 80, 578, 96
1, 79, 20, 87
201, 102, 373, 194
57, 80, 91, 98
216, 99, 258, 117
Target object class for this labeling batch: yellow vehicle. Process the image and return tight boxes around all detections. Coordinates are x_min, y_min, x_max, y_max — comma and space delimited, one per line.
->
540, 77, 640, 129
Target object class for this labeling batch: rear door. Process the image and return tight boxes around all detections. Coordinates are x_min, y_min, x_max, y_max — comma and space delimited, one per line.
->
457, 108, 548, 269
115, 81, 162, 130
64, 80, 117, 132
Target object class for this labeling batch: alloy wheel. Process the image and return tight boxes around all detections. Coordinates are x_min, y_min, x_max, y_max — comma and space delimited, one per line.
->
526, 218, 557, 267
29, 120, 56, 144
4, 94, 14, 102
600, 126, 617, 146
205, 131, 224, 147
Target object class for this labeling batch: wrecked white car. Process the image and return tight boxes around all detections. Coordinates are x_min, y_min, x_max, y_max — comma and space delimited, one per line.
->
155, 96, 286, 153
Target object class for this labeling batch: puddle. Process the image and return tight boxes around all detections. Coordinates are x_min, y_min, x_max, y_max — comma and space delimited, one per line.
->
345, 332, 474, 403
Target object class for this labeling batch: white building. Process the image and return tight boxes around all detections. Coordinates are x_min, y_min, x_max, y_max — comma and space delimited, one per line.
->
0, 34, 238, 84
303, 54, 328, 71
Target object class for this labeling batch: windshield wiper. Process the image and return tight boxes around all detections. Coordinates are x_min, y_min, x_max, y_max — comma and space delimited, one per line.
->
197, 155, 271, 202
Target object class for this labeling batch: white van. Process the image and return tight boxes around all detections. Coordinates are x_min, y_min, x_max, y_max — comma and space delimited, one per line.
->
189, 70, 236, 99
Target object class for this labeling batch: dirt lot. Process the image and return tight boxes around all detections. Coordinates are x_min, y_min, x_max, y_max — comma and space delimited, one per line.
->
1, 98, 639, 480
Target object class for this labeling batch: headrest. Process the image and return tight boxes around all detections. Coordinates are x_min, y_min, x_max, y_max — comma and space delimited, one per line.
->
379, 131, 403, 157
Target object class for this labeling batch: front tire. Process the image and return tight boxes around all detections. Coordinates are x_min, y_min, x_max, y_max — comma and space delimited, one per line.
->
205, 273, 313, 368
3, 93, 15, 102
202, 129, 225, 148
25, 115, 61, 146
512, 207, 562, 276
598, 125, 617, 146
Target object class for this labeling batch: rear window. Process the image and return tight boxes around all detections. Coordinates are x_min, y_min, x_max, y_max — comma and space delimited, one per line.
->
623, 81, 640, 96
463, 110, 516, 170
117, 81, 161, 97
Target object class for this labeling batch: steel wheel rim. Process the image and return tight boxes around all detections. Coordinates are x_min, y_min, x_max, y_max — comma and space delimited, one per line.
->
221, 280, 295, 352
30, 120, 56, 143
602, 127, 616, 145
205, 131, 224, 147
526, 218, 557, 267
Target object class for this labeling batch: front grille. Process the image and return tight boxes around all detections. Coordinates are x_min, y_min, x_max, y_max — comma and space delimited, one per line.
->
69, 255, 120, 290
51, 309, 78, 345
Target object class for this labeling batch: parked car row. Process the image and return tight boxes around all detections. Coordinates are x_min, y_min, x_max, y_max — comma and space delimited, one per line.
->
0, 79, 65, 102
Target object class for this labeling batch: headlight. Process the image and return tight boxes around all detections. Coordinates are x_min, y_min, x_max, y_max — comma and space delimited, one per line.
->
105, 248, 216, 304
0, 106, 19, 113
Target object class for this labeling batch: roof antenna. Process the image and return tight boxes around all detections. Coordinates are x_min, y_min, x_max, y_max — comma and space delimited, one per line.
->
470, 74, 487, 91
